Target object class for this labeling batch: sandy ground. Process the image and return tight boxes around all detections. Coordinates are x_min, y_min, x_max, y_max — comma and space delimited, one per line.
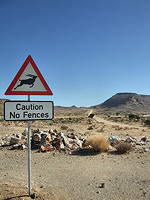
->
1, 115, 150, 200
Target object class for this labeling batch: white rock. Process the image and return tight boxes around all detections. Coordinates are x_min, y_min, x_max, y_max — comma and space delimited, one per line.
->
74, 136, 83, 148
11, 144, 26, 150
63, 136, 73, 148
126, 137, 136, 143
60, 142, 65, 150
143, 147, 150, 152
0, 141, 4, 146
108, 136, 121, 146
136, 141, 145, 146
21, 144, 26, 150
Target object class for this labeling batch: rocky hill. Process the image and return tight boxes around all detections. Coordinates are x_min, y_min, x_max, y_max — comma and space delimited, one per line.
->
91, 93, 150, 114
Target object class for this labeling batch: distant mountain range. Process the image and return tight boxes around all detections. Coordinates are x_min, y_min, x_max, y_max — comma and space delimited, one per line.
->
1, 93, 150, 115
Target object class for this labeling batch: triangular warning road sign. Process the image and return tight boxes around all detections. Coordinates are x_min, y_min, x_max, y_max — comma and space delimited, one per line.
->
5, 55, 53, 95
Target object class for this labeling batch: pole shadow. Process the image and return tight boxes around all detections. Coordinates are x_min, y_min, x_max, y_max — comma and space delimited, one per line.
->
4, 194, 29, 200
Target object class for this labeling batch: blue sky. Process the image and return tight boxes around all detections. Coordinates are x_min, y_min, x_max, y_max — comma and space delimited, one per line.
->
1, 0, 150, 107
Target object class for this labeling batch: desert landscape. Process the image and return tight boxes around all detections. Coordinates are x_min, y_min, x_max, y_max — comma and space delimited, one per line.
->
1, 93, 150, 200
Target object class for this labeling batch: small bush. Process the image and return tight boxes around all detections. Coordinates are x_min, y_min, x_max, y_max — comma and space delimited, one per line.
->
0, 116, 4, 121
87, 125, 93, 130
61, 125, 68, 130
86, 135, 110, 152
116, 112, 120, 116
129, 114, 140, 121
46, 120, 53, 125
114, 142, 132, 153
144, 119, 150, 126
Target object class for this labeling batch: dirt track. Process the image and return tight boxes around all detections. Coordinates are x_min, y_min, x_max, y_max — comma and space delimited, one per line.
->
93, 115, 143, 129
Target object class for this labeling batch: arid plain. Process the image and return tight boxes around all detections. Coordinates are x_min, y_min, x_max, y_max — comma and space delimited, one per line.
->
1, 106, 150, 200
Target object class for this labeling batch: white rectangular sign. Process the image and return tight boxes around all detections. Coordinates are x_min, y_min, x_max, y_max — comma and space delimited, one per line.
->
4, 101, 54, 121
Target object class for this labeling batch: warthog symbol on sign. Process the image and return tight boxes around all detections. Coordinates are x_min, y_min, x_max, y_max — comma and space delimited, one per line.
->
14, 74, 38, 90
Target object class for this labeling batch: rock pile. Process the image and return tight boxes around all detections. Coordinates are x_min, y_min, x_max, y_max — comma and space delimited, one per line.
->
31, 129, 84, 152
108, 135, 150, 153
0, 129, 28, 150
125, 136, 150, 153
0, 128, 150, 154
0, 128, 86, 153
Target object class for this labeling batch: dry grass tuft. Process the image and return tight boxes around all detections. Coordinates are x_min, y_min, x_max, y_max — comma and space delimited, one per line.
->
86, 135, 110, 152
114, 142, 132, 153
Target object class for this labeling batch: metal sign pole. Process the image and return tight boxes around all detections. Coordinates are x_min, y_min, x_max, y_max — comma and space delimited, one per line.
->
28, 95, 31, 196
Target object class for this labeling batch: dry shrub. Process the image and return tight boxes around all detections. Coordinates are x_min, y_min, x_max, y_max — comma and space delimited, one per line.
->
61, 125, 68, 130
86, 135, 110, 152
114, 142, 132, 153
87, 125, 93, 130
112, 125, 123, 131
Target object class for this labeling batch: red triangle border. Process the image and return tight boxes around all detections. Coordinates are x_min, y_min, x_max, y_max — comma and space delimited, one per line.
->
5, 55, 53, 95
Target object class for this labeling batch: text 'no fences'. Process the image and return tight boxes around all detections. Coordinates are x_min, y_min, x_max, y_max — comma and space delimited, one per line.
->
4, 101, 54, 121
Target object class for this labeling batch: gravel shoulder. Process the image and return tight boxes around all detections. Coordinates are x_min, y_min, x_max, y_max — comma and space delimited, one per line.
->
1, 148, 150, 200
